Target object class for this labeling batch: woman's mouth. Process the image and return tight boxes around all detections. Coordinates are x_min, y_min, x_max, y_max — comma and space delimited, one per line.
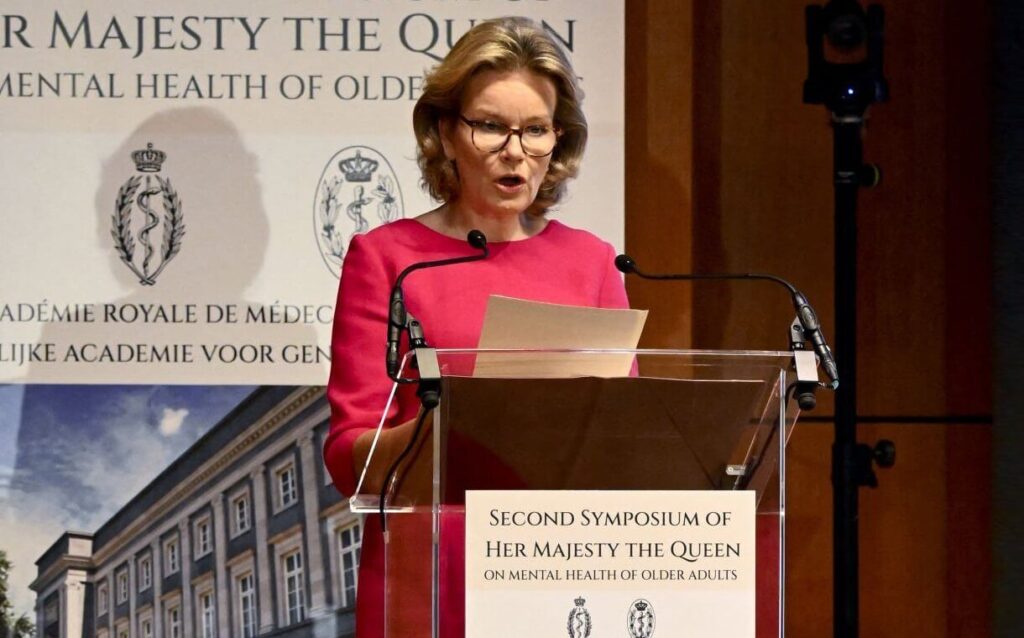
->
495, 175, 526, 192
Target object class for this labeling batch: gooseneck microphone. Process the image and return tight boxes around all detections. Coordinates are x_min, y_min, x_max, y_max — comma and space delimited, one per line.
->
379, 229, 488, 536
614, 254, 840, 390
386, 230, 489, 381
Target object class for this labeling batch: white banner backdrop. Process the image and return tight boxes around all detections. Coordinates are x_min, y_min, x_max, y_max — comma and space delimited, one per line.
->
0, 1, 625, 384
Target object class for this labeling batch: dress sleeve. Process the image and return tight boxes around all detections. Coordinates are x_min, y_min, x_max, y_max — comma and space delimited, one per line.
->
323, 233, 398, 497
598, 241, 631, 310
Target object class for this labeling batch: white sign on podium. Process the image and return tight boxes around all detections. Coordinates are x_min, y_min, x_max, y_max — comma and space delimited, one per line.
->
466, 490, 756, 636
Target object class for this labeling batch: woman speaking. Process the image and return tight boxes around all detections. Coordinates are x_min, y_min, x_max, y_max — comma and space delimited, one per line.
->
324, 16, 629, 637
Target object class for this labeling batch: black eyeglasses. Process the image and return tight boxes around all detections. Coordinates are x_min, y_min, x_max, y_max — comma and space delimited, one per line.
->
459, 115, 560, 157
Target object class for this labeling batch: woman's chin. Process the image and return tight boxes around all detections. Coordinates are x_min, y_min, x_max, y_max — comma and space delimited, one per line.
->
462, 198, 529, 219
490, 190, 537, 214
454, 187, 538, 219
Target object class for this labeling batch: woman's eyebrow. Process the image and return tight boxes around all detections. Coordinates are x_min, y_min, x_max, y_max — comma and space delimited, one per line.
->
468, 108, 553, 124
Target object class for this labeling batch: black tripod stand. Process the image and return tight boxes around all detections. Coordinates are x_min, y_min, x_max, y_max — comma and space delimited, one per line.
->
803, 2, 895, 636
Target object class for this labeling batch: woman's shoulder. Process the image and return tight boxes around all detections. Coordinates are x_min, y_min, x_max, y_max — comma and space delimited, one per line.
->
355, 218, 427, 246
542, 219, 617, 255
347, 218, 443, 259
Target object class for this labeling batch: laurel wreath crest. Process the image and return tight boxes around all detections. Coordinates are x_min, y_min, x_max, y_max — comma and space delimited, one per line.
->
627, 603, 654, 638
566, 608, 592, 638
112, 175, 141, 264
110, 174, 185, 285
320, 176, 345, 260
157, 176, 185, 262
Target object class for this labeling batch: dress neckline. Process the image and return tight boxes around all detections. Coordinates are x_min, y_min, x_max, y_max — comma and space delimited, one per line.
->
406, 217, 560, 246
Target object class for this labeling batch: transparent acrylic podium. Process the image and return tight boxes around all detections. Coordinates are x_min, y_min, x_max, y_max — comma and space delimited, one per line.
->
350, 348, 803, 637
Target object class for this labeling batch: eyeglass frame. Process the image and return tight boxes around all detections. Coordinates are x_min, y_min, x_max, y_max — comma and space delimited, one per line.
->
458, 115, 562, 157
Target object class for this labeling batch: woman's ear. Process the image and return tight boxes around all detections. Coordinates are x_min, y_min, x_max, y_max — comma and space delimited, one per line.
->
439, 117, 456, 161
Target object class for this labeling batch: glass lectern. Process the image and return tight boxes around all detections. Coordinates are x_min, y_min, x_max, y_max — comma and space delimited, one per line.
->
350, 348, 804, 637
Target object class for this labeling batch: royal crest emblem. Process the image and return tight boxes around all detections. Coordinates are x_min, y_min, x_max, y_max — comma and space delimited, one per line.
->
627, 599, 656, 637
566, 596, 592, 638
313, 145, 405, 277
110, 142, 185, 286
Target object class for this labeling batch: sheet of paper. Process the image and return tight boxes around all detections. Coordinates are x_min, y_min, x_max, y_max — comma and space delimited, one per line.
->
474, 296, 648, 377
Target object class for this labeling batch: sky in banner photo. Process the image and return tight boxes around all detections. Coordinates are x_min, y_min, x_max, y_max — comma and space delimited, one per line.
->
0, 384, 256, 619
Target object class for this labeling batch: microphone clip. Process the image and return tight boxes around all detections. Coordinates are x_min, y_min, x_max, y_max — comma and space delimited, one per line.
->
387, 309, 440, 410
412, 346, 441, 410
790, 317, 823, 411
406, 314, 440, 408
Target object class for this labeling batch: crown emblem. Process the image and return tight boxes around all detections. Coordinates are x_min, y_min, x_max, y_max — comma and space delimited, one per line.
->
131, 142, 166, 173
315, 145, 407, 277
338, 150, 378, 182
567, 596, 591, 638
112, 142, 185, 286
627, 599, 655, 638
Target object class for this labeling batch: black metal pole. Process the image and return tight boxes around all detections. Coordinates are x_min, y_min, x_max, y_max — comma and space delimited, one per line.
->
831, 116, 863, 638
803, 4, 888, 635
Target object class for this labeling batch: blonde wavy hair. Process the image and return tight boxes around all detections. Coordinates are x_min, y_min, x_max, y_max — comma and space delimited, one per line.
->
412, 17, 587, 215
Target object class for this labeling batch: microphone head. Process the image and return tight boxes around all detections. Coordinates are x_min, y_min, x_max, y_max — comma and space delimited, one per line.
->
467, 230, 488, 250
614, 254, 636, 274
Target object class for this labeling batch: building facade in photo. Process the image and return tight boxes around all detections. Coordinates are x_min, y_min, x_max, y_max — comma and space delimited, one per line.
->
31, 387, 363, 638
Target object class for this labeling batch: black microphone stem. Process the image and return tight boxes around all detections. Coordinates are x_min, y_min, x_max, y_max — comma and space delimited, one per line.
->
385, 230, 488, 382
617, 255, 839, 389
378, 230, 488, 536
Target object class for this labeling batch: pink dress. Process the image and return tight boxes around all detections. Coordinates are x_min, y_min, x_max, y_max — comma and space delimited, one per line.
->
323, 218, 629, 637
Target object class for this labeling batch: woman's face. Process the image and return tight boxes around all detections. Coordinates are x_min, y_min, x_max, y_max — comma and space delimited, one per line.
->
441, 68, 558, 219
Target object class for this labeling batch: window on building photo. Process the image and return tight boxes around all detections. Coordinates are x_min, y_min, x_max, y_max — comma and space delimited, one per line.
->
337, 522, 362, 608
165, 537, 180, 574
195, 517, 212, 557
116, 570, 128, 604
165, 604, 181, 638
321, 430, 333, 486
139, 555, 152, 591
232, 492, 251, 536
236, 572, 257, 638
276, 463, 297, 511
282, 551, 305, 625
116, 623, 128, 638
97, 582, 109, 615
140, 618, 153, 638
43, 596, 59, 626
198, 591, 215, 638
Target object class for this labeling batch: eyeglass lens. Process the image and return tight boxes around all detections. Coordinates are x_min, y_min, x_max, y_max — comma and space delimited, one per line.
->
469, 122, 557, 156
